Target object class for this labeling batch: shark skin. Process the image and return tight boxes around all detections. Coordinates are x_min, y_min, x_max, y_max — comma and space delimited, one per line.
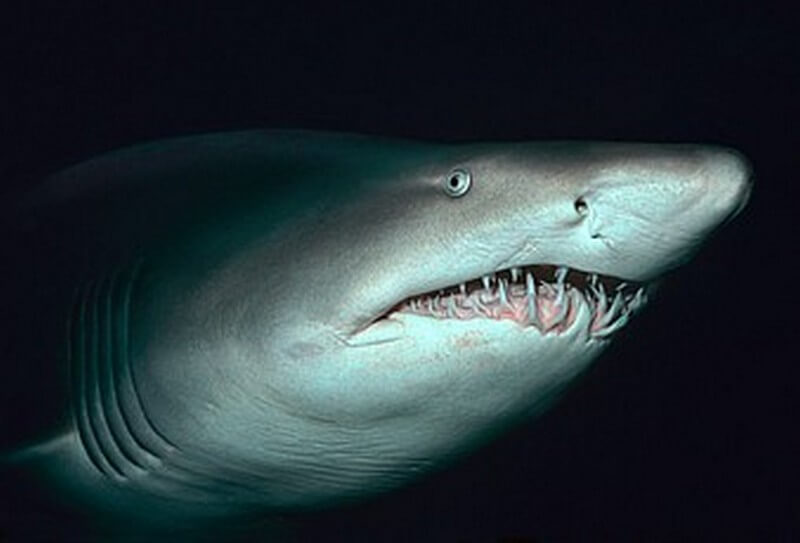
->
0, 131, 751, 539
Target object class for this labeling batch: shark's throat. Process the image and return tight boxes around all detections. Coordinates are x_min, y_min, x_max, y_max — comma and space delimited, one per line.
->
393, 265, 647, 340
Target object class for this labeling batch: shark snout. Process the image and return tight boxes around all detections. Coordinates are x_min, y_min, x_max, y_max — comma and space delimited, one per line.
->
699, 147, 753, 225
567, 144, 753, 281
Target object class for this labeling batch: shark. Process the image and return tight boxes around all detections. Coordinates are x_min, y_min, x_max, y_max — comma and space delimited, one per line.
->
0, 130, 751, 539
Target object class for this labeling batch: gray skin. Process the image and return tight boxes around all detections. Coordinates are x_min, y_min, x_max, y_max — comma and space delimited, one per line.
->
0, 131, 751, 536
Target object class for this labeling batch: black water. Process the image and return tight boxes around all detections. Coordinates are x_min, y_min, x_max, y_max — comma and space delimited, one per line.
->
1, 4, 794, 541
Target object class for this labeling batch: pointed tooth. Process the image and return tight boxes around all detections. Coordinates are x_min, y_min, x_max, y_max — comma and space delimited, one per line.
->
482, 275, 491, 290
511, 267, 520, 282
526, 272, 540, 327
498, 278, 509, 306
598, 291, 624, 328
554, 300, 570, 327
554, 268, 567, 307
591, 312, 630, 339
584, 288, 596, 312
546, 290, 570, 331
459, 282, 467, 296
630, 287, 646, 311
447, 296, 456, 318
552, 267, 567, 307
526, 271, 536, 294
589, 273, 598, 288
611, 290, 624, 313
590, 281, 607, 313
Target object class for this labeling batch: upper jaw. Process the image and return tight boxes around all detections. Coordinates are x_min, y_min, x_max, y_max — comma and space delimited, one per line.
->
364, 263, 649, 341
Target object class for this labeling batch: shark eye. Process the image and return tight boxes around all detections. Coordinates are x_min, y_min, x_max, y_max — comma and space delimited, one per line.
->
574, 196, 589, 216
443, 169, 472, 198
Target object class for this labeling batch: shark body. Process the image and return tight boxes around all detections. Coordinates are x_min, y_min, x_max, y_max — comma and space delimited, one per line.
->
0, 131, 751, 537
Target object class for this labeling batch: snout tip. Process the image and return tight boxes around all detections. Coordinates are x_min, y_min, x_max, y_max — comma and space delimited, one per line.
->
704, 146, 753, 221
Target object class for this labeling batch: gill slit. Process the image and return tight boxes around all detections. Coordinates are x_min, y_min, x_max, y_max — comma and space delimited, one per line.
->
68, 260, 180, 481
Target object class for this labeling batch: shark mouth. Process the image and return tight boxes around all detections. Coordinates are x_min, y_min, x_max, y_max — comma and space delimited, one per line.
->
392, 265, 647, 340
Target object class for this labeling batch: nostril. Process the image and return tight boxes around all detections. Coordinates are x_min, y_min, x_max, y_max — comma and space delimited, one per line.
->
574, 196, 589, 216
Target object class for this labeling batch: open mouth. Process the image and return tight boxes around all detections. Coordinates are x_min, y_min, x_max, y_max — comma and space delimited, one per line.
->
389, 265, 648, 340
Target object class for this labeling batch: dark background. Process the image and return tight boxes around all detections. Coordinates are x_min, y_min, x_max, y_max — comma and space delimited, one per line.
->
1, 3, 796, 542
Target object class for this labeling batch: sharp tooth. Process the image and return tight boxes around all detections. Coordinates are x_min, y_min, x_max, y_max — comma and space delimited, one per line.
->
589, 273, 598, 288
526, 270, 536, 293
611, 290, 624, 313
584, 288, 596, 312
589, 283, 608, 319
597, 291, 624, 328
498, 278, 509, 306
590, 282, 607, 315
511, 267, 520, 282
526, 271, 540, 326
616, 282, 628, 292
459, 282, 467, 296
482, 275, 491, 290
629, 287, 646, 311
546, 290, 570, 331
591, 312, 629, 339
555, 266, 568, 307
447, 296, 456, 318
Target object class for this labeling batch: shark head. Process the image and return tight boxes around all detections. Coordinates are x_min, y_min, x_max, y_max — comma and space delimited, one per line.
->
19, 133, 748, 522
133, 136, 749, 510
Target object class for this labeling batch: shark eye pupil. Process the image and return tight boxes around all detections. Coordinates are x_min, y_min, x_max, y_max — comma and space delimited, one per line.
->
443, 169, 471, 198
